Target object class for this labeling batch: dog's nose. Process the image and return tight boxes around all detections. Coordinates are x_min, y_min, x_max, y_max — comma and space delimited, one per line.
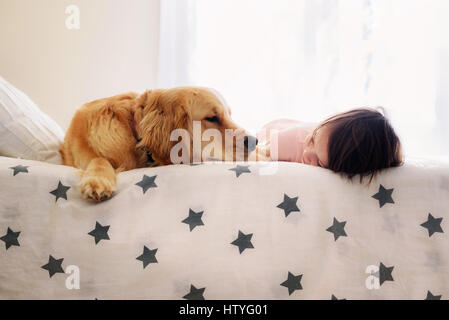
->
244, 135, 258, 152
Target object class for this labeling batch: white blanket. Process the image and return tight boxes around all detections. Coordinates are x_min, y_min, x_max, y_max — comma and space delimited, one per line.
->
0, 156, 448, 300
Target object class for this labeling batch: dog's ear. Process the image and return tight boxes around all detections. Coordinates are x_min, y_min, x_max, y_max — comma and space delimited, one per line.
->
136, 90, 192, 164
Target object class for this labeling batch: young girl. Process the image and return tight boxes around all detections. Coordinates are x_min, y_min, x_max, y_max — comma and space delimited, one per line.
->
257, 108, 403, 182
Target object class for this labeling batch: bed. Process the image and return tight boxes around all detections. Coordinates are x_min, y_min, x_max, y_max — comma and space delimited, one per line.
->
0, 155, 448, 299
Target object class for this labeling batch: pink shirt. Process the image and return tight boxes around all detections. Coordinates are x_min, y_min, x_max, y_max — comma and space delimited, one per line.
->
257, 119, 316, 162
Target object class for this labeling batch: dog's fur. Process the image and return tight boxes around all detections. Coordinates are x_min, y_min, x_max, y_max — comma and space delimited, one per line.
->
60, 87, 260, 201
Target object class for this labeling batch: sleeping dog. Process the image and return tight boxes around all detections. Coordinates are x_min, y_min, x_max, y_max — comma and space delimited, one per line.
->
59, 87, 259, 201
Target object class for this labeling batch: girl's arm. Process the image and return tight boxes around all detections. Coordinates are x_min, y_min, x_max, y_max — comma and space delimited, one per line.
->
257, 125, 311, 162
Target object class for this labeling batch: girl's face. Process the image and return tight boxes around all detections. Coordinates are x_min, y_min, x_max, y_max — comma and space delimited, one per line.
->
302, 124, 332, 168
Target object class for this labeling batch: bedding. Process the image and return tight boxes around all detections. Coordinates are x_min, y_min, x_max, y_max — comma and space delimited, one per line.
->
0, 155, 448, 299
0, 76, 64, 164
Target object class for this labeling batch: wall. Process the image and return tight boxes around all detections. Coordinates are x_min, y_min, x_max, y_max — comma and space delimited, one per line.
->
0, 0, 160, 130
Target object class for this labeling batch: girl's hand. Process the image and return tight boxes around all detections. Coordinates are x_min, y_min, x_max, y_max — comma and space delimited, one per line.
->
253, 143, 271, 161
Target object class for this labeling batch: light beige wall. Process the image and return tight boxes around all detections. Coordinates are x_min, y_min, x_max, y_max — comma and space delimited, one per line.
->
0, 0, 160, 130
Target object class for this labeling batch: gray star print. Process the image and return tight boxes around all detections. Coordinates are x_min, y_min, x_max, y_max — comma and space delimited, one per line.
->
231, 230, 254, 254
280, 272, 303, 295
379, 262, 394, 285
183, 285, 206, 300
426, 291, 442, 300
41, 255, 65, 278
229, 165, 251, 177
135, 175, 158, 194
50, 181, 70, 202
420, 213, 444, 237
88, 221, 110, 244
372, 184, 394, 208
277, 194, 300, 217
136, 246, 158, 269
326, 217, 347, 241
182, 209, 204, 231
9, 165, 29, 176
0, 227, 20, 250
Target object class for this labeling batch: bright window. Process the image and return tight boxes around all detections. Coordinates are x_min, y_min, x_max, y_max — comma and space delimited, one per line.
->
159, 0, 449, 156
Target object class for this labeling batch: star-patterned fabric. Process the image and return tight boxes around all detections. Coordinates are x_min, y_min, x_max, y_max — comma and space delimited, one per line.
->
0, 156, 448, 299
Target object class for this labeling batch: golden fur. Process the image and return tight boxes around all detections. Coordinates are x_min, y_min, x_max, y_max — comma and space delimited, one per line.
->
60, 87, 261, 202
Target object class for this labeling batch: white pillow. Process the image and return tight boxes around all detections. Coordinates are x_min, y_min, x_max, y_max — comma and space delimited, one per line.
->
0, 76, 64, 164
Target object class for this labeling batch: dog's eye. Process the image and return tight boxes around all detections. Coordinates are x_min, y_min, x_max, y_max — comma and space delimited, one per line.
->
205, 116, 219, 123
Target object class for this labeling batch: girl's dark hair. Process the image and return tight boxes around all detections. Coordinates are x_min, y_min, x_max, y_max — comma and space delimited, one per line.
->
314, 107, 403, 183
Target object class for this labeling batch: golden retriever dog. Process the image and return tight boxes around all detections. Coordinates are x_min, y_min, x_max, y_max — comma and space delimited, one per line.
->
60, 87, 259, 202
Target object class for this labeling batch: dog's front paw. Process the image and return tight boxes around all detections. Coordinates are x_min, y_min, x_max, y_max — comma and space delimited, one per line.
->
78, 175, 116, 202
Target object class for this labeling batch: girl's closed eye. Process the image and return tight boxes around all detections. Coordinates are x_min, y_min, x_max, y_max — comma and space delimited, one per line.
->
303, 125, 332, 168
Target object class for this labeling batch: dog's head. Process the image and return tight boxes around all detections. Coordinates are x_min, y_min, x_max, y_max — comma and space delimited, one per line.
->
134, 87, 257, 165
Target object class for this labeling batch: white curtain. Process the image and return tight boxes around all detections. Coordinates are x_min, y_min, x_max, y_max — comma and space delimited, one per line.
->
158, 0, 449, 157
